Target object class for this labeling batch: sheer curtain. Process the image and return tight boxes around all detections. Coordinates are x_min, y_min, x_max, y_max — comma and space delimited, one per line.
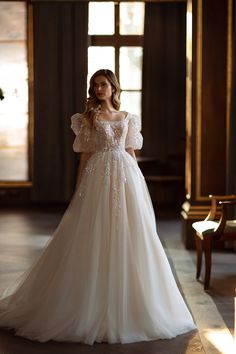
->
32, 1, 88, 203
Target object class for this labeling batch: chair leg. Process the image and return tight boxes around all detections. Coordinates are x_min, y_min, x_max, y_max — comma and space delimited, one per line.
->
194, 234, 202, 279
203, 236, 212, 290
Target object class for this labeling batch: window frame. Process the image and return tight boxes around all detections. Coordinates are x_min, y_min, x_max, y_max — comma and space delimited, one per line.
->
88, 2, 144, 99
0, 2, 33, 193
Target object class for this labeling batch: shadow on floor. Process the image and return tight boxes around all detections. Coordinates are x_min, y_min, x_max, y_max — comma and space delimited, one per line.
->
0, 328, 201, 354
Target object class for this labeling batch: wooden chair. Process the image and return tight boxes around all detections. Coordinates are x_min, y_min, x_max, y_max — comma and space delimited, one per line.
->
192, 194, 236, 290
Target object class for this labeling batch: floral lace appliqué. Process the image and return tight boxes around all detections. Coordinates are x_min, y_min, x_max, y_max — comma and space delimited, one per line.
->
71, 113, 143, 217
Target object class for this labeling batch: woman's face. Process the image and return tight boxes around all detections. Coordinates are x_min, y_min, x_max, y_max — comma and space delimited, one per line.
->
93, 75, 113, 102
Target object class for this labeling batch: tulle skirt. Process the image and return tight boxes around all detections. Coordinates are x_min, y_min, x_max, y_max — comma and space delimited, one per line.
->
0, 150, 196, 344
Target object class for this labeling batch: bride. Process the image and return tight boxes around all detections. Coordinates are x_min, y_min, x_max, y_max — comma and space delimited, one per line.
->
0, 69, 196, 345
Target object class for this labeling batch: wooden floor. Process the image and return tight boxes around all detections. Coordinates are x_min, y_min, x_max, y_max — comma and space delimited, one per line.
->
0, 206, 235, 354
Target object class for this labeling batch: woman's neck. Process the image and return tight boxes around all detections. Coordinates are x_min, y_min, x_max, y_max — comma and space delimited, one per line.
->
99, 101, 118, 113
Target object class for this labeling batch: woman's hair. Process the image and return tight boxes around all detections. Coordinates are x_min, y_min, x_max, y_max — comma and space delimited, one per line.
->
83, 69, 121, 127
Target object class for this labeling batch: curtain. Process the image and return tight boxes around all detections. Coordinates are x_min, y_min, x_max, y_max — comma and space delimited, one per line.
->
142, 2, 186, 162
226, 0, 236, 237
32, 1, 88, 203
227, 0, 236, 196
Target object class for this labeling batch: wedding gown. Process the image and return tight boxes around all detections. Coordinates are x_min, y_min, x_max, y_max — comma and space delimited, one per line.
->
0, 112, 196, 345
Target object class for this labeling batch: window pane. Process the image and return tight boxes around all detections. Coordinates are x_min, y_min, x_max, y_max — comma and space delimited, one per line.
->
120, 47, 142, 90
0, 2, 28, 181
120, 91, 141, 119
0, 1, 26, 40
88, 46, 115, 87
89, 2, 114, 35
120, 2, 144, 35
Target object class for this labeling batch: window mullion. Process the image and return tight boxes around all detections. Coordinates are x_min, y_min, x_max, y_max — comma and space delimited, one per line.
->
115, 2, 119, 80
90, 35, 143, 47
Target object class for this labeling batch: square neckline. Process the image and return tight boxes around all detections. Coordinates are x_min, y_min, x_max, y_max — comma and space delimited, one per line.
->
95, 111, 129, 123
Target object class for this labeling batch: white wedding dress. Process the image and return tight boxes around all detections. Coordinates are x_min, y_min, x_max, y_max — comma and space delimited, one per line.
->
0, 112, 196, 345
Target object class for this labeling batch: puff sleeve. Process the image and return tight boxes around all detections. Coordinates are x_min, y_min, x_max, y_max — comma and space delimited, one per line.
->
125, 114, 143, 150
71, 113, 95, 153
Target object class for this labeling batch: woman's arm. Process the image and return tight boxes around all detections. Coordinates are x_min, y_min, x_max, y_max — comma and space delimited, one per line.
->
75, 152, 92, 190
125, 148, 136, 161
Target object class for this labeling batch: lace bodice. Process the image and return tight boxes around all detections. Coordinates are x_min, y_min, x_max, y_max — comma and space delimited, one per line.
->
71, 112, 143, 153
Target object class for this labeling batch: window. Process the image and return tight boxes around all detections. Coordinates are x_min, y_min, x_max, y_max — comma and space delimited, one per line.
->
0, 1, 30, 183
88, 1, 144, 117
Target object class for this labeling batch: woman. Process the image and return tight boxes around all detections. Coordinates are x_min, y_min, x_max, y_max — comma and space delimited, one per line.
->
0, 69, 196, 345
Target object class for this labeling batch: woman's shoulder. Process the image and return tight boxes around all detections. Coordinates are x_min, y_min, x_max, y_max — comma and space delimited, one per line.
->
71, 112, 90, 135
71, 112, 85, 121
71, 112, 90, 125
124, 112, 139, 119
125, 113, 141, 132
126, 112, 141, 126
121, 111, 138, 123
